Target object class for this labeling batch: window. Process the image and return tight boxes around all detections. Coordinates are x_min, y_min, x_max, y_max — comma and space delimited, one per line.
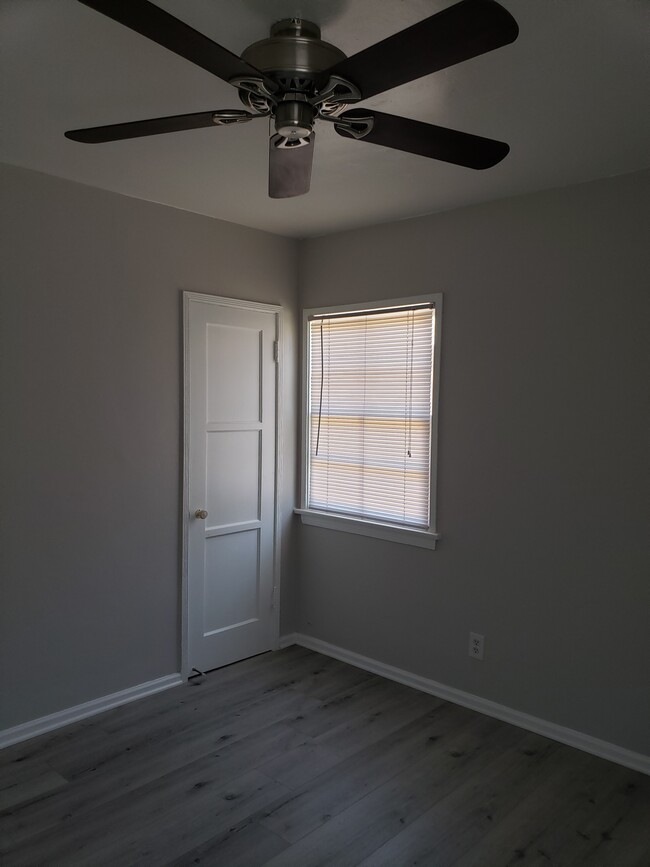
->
297, 295, 441, 548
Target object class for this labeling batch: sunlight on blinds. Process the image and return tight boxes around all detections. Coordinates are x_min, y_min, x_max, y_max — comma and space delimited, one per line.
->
308, 306, 434, 527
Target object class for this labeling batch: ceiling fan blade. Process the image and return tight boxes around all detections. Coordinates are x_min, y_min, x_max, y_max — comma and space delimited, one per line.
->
323, 0, 518, 100
335, 109, 509, 169
269, 134, 315, 198
78, 0, 275, 90
65, 109, 254, 143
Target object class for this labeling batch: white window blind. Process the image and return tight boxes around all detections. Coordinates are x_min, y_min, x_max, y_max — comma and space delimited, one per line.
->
308, 305, 434, 528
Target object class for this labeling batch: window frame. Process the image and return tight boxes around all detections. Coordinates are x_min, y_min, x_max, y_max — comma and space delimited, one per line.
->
296, 294, 442, 549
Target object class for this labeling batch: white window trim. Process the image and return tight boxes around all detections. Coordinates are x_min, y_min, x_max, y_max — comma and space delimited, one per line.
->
296, 293, 443, 549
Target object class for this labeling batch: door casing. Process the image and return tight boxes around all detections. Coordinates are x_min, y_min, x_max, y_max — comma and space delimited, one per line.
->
181, 291, 283, 680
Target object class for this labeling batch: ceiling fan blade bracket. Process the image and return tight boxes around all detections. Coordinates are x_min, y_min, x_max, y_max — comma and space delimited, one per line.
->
270, 133, 311, 150
230, 76, 278, 100
331, 113, 375, 139
232, 75, 278, 117
211, 110, 256, 126
237, 91, 273, 117
311, 75, 362, 115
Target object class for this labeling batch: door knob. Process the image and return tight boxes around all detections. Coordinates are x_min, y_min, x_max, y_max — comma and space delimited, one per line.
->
194, 509, 208, 520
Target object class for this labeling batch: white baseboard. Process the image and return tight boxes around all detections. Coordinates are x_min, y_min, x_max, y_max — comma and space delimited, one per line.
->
0, 673, 183, 750
280, 633, 650, 776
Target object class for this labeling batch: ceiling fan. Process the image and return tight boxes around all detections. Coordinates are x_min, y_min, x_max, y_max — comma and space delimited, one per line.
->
65, 0, 519, 198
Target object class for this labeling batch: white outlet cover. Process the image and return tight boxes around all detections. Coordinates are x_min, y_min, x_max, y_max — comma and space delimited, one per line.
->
469, 632, 485, 660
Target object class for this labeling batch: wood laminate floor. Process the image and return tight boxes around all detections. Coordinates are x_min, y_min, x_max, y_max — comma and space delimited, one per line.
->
1, 646, 648, 866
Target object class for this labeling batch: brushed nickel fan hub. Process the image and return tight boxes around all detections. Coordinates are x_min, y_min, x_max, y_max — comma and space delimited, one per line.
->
234, 20, 362, 140
241, 19, 346, 86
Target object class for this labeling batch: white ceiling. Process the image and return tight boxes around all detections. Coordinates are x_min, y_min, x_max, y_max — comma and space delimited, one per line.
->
1, 0, 649, 237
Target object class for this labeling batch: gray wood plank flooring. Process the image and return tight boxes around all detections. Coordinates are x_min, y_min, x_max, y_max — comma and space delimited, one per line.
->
1, 646, 648, 866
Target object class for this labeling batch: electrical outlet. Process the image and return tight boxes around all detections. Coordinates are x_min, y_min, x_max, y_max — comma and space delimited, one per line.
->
469, 632, 485, 660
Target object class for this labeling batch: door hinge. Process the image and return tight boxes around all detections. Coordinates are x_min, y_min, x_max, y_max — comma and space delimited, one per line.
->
271, 585, 279, 608
273, 341, 279, 363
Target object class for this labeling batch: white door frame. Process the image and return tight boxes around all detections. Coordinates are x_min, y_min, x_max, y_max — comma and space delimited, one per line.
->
181, 291, 283, 680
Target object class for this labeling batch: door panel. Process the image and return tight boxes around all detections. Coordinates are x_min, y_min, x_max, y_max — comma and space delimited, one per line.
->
206, 430, 260, 525
203, 530, 260, 633
206, 323, 261, 423
185, 294, 280, 674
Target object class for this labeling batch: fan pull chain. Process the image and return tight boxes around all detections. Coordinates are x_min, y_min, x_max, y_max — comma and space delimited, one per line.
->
315, 319, 325, 456
407, 309, 415, 458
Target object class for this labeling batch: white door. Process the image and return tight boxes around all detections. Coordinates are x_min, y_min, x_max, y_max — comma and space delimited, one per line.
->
184, 292, 280, 674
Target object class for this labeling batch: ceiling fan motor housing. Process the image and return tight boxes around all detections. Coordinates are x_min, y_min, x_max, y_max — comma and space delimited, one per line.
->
241, 19, 348, 140
241, 20, 346, 90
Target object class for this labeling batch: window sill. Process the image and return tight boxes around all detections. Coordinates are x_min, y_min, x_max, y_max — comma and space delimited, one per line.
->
294, 508, 439, 550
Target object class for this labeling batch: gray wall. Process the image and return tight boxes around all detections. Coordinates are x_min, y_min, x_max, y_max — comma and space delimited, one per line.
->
297, 169, 650, 755
0, 163, 298, 730
2, 160, 648, 757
